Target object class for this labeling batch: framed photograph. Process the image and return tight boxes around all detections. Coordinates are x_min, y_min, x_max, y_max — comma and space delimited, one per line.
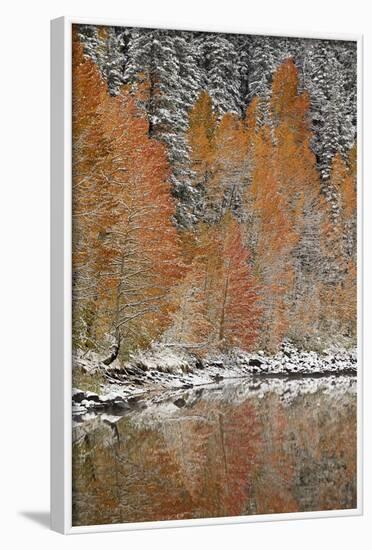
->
51, 16, 362, 534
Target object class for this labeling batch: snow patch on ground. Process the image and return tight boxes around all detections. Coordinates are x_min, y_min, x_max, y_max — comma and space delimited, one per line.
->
72, 340, 357, 418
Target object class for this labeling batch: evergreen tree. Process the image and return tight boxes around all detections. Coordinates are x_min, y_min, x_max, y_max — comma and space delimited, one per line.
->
124, 29, 203, 226
303, 41, 357, 182
77, 25, 128, 95
202, 34, 242, 116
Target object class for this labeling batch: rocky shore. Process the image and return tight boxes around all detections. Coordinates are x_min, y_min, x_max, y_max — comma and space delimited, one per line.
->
72, 341, 357, 417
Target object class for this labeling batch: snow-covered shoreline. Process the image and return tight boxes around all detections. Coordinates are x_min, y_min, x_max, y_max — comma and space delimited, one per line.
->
73, 375, 357, 440
72, 341, 357, 417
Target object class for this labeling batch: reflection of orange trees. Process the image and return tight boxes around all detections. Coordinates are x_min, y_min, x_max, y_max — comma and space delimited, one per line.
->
158, 412, 214, 502
72, 429, 124, 526
213, 401, 262, 517
118, 425, 194, 522
292, 392, 357, 511
72, 389, 356, 525
251, 397, 298, 514
158, 398, 263, 518
73, 417, 195, 525
251, 392, 357, 514
317, 399, 357, 510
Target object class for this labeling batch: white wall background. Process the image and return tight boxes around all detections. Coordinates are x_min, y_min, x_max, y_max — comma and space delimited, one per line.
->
1, 0, 370, 547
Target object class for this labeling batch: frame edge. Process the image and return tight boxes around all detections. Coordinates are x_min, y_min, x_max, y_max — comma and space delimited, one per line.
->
51, 15, 68, 535
53, 17, 363, 534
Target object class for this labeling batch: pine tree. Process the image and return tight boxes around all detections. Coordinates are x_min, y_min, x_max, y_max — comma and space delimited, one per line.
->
76, 25, 127, 95
245, 36, 281, 127
303, 41, 357, 182
124, 29, 203, 226
233, 35, 251, 110
202, 34, 242, 116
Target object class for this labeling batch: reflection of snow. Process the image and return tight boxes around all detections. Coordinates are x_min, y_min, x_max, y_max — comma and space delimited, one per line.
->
131, 376, 356, 429
72, 342, 357, 422
73, 412, 123, 447
73, 375, 356, 438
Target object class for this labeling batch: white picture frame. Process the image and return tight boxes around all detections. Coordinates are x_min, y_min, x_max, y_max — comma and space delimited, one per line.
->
51, 16, 363, 534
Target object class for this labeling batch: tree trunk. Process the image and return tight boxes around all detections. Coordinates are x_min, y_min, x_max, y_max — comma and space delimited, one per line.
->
102, 331, 121, 366
219, 262, 231, 343
148, 38, 156, 137
103, 251, 125, 366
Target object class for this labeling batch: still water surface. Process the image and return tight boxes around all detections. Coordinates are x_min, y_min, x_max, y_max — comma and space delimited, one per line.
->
72, 376, 357, 526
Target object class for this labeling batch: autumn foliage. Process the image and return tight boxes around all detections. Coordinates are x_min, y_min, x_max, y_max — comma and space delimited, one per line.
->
72, 35, 184, 358
72, 30, 357, 360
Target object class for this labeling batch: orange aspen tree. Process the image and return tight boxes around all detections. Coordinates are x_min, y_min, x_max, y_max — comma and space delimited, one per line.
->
170, 213, 261, 353
73, 33, 184, 360
208, 113, 248, 219
270, 59, 328, 346
165, 222, 220, 350
244, 96, 261, 155
187, 91, 216, 186
164, 267, 212, 349
216, 213, 261, 350
323, 150, 357, 338
246, 125, 297, 350
96, 90, 185, 362
188, 93, 249, 222
72, 34, 117, 349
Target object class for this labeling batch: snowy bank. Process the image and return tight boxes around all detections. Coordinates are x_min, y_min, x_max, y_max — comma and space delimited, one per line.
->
72, 341, 357, 417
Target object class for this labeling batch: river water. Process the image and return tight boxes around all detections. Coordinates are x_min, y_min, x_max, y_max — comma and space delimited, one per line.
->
72, 376, 357, 526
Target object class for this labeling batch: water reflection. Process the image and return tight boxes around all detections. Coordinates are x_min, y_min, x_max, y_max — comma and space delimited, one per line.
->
72, 376, 357, 526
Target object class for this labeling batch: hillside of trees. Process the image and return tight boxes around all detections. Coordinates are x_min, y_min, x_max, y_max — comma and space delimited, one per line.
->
72, 26, 357, 365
